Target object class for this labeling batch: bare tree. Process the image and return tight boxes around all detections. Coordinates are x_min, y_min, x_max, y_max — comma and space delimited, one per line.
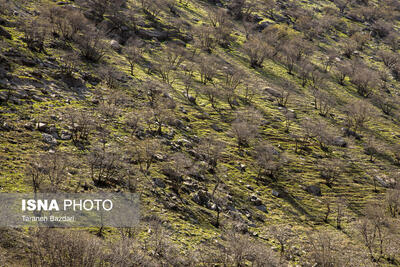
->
162, 152, 193, 194
333, 60, 352, 86
209, 9, 235, 48
319, 158, 343, 187
30, 229, 104, 266
132, 138, 162, 179
75, 26, 107, 62
356, 202, 389, 262
20, 18, 48, 52
364, 137, 380, 162
198, 55, 219, 85
334, 0, 351, 13
270, 224, 291, 257
312, 89, 335, 117
88, 142, 125, 186
372, 92, 395, 115
194, 25, 216, 53
65, 108, 95, 147
45, 6, 88, 42
123, 39, 143, 76
345, 100, 372, 133
386, 185, 400, 218
221, 68, 245, 109
197, 135, 225, 171
243, 33, 271, 68
155, 43, 187, 84
254, 141, 285, 180
350, 65, 378, 98
26, 152, 70, 193
77, 0, 125, 20
231, 108, 262, 147
275, 87, 291, 107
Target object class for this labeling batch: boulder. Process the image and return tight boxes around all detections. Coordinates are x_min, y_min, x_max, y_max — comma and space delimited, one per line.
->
36, 122, 48, 132
153, 178, 166, 188
342, 127, 362, 140
110, 40, 121, 52
305, 185, 322, 196
192, 190, 211, 206
42, 133, 58, 146
137, 29, 169, 41
333, 137, 347, 147
271, 190, 280, 197
60, 131, 72, 140
211, 123, 223, 132
256, 205, 268, 213
264, 87, 281, 98
249, 195, 262, 206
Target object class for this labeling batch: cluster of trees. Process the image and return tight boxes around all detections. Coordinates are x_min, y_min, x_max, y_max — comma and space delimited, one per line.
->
26, 222, 281, 267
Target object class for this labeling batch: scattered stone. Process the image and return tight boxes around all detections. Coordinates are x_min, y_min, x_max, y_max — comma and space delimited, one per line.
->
24, 123, 34, 131
153, 153, 165, 161
192, 190, 211, 206
36, 122, 47, 132
179, 106, 187, 114
239, 163, 246, 172
60, 131, 72, 140
256, 205, 268, 213
249, 195, 262, 206
153, 178, 166, 188
305, 185, 322, 196
211, 123, 223, 132
110, 40, 121, 52
42, 133, 58, 146
342, 127, 362, 140
0, 122, 13, 131
333, 136, 347, 147
271, 190, 280, 197
264, 87, 281, 98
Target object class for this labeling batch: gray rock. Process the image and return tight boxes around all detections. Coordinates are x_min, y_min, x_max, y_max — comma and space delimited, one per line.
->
36, 122, 47, 132
110, 40, 121, 52
42, 133, 58, 146
333, 137, 347, 147
272, 190, 280, 197
211, 123, 223, 132
153, 178, 166, 188
249, 195, 262, 206
47, 127, 59, 139
60, 131, 72, 140
137, 29, 168, 41
305, 185, 322, 196
192, 190, 210, 206
264, 87, 281, 98
0, 122, 12, 131
24, 123, 34, 131
256, 205, 268, 213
